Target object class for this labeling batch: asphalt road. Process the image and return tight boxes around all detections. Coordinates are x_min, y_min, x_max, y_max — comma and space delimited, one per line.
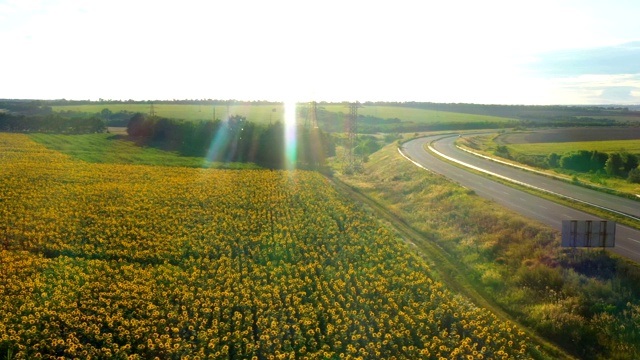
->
434, 135, 640, 219
401, 135, 640, 263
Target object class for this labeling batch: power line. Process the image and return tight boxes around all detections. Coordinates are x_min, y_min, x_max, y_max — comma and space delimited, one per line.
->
344, 102, 360, 172
305, 101, 318, 129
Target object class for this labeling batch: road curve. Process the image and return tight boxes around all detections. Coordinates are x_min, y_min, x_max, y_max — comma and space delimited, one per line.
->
434, 135, 640, 219
401, 135, 640, 264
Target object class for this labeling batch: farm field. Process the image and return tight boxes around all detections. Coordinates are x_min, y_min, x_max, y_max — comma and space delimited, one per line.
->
495, 127, 640, 144
322, 104, 515, 124
578, 115, 640, 123
0, 133, 540, 359
52, 103, 516, 128
506, 139, 640, 156
28, 133, 258, 169
53, 103, 286, 124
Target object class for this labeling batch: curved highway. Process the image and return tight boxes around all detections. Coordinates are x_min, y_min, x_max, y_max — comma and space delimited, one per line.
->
401, 135, 640, 263
434, 135, 640, 219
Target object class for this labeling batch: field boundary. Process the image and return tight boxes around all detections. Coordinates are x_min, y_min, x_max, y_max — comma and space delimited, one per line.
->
328, 175, 574, 360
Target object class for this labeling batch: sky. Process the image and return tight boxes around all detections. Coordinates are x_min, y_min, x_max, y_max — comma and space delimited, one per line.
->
1, 0, 639, 105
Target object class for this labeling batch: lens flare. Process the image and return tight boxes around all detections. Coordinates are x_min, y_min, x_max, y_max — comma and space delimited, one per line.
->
206, 121, 231, 165
284, 100, 297, 170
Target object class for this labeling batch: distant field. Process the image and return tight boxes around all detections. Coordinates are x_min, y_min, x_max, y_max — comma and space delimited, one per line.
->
53, 103, 516, 126
53, 103, 286, 124
28, 133, 259, 169
496, 127, 640, 144
508, 139, 640, 156
579, 115, 640, 123
322, 104, 515, 124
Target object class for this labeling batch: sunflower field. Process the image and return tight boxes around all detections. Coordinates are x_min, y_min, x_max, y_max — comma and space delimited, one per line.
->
0, 133, 539, 359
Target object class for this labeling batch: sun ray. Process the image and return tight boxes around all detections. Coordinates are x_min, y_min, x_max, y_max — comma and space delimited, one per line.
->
283, 100, 297, 170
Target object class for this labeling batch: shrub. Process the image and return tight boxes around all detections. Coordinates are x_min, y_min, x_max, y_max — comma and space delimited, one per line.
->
628, 166, 640, 183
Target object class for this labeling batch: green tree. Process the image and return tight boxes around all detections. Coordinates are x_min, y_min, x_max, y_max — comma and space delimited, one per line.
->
623, 153, 638, 173
100, 108, 113, 125
605, 153, 624, 176
546, 152, 560, 168
628, 166, 640, 183
127, 113, 150, 138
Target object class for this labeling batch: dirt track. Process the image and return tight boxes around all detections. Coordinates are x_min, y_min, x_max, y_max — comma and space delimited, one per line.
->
496, 127, 640, 144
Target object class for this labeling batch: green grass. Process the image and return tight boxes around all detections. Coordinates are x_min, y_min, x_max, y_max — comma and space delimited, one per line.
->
53, 104, 287, 124
460, 133, 640, 159
508, 139, 640, 155
28, 133, 260, 169
321, 104, 515, 124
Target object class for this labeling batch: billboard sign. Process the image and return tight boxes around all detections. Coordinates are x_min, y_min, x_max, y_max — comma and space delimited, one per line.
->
561, 220, 616, 248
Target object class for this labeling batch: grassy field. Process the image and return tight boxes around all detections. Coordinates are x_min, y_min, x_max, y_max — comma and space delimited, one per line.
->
53, 103, 286, 124
53, 103, 516, 127
508, 139, 640, 156
28, 133, 259, 169
496, 127, 640, 144
321, 104, 516, 124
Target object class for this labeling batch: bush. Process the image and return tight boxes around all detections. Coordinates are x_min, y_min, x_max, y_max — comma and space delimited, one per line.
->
628, 166, 640, 183
515, 264, 564, 294
494, 145, 511, 159
480, 268, 504, 289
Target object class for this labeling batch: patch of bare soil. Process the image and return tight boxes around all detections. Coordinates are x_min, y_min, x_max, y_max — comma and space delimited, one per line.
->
107, 127, 128, 135
496, 127, 640, 144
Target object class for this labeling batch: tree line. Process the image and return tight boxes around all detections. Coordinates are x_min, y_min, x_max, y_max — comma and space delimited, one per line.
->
0, 112, 105, 134
495, 146, 640, 183
46, 99, 282, 106
127, 114, 335, 169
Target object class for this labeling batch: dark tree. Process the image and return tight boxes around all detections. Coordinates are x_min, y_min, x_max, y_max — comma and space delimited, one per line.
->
605, 153, 624, 176
546, 153, 561, 168
628, 166, 640, 183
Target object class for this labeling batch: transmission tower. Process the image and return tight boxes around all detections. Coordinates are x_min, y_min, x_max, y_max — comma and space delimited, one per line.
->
305, 101, 318, 129
149, 103, 156, 117
344, 102, 360, 171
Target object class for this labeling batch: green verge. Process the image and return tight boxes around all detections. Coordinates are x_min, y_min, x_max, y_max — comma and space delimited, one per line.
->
330, 141, 640, 359
28, 133, 260, 169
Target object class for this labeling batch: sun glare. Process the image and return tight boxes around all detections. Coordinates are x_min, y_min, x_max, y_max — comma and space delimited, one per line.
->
284, 100, 297, 170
